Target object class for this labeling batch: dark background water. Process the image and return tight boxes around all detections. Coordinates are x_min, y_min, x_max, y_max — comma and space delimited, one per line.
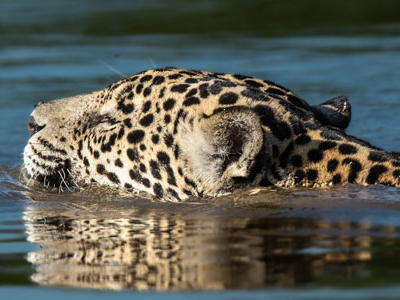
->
1, 0, 400, 299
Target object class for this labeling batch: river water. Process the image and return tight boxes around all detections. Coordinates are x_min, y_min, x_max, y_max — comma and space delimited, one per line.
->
1, 1, 400, 299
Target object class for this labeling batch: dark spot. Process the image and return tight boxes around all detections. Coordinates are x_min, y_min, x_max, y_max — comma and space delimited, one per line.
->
185, 78, 198, 84
173, 109, 186, 134
136, 84, 143, 94
152, 134, 159, 144
174, 145, 180, 159
219, 92, 238, 105
153, 183, 164, 198
327, 159, 339, 173
107, 172, 120, 184
143, 87, 152, 97
339, 144, 358, 155
342, 158, 362, 183
139, 114, 154, 127
233, 74, 248, 80
168, 74, 182, 80
254, 105, 291, 141
118, 101, 134, 114
101, 133, 117, 153
266, 87, 285, 95
291, 155, 303, 167
163, 98, 176, 111
142, 178, 151, 188
308, 149, 323, 163
183, 97, 200, 106
127, 130, 145, 144
164, 114, 171, 123
183, 189, 192, 196
123, 118, 132, 128
245, 79, 264, 88
319, 141, 337, 151
393, 169, 400, 179
83, 157, 90, 167
94, 151, 100, 159
142, 101, 151, 113
307, 169, 318, 181
368, 151, 389, 162
157, 151, 170, 165
295, 134, 311, 145
391, 158, 400, 167
164, 134, 174, 147
166, 166, 177, 186
118, 127, 125, 139
127, 148, 139, 161
209, 83, 222, 94
150, 160, 161, 179
125, 183, 132, 189
332, 174, 342, 185
129, 169, 141, 182
152, 76, 165, 85
290, 117, 307, 135
241, 88, 270, 101
140, 144, 146, 151
320, 127, 343, 141
218, 80, 237, 88
167, 188, 181, 200
115, 158, 123, 167
184, 176, 197, 188
140, 75, 152, 82
366, 165, 387, 184
186, 88, 198, 97
287, 95, 310, 111
127, 91, 134, 100
159, 87, 166, 98
97, 164, 105, 174
294, 170, 305, 184
140, 163, 147, 173
171, 84, 189, 93
60, 137, 66, 142
179, 70, 197, 76
199, 83, 209, 98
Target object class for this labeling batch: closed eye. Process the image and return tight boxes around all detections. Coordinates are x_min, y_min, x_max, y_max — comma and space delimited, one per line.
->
87, 114, 119, 129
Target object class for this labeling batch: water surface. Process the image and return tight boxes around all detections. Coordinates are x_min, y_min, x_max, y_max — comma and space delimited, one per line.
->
1, 1, 400, 299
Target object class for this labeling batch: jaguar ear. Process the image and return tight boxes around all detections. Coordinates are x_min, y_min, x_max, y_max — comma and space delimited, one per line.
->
180, 107, 265, 190
311, 95, 351, 130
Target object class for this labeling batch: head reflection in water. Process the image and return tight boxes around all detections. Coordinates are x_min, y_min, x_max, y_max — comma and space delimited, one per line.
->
22, 187, 379, 291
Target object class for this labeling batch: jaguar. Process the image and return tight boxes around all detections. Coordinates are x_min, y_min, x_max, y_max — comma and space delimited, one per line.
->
23, 67, 400, 201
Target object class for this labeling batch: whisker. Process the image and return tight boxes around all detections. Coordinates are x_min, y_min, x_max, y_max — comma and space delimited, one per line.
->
67, 169, 79, 188
149, 58, 156, 68
58, 170, 72, 192
100, 61, 127, 78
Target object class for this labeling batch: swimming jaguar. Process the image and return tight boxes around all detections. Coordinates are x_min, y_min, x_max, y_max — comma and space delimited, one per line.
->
23, 67, 400, 201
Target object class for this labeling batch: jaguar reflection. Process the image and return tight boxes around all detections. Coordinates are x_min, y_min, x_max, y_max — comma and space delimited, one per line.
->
22, 193, 379, 291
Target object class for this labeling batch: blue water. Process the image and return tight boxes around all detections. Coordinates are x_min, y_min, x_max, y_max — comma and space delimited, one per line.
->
2, 1, 400, 299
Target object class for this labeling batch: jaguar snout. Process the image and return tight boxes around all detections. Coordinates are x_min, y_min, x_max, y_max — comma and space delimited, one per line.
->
27, 115, 46, 136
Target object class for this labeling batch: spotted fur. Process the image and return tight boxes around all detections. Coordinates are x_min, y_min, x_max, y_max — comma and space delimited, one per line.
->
23, 67, 400, 201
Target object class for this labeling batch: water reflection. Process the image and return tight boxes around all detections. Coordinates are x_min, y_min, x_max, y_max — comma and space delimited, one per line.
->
22, 187, 400, 291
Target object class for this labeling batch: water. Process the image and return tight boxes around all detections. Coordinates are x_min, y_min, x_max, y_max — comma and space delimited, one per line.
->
2, 0, 400, 299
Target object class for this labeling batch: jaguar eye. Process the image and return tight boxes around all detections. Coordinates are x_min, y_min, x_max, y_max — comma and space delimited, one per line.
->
89, 114, 118, 128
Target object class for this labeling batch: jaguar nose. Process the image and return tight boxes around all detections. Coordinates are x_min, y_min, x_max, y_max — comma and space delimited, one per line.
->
28, 115, 45, 136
